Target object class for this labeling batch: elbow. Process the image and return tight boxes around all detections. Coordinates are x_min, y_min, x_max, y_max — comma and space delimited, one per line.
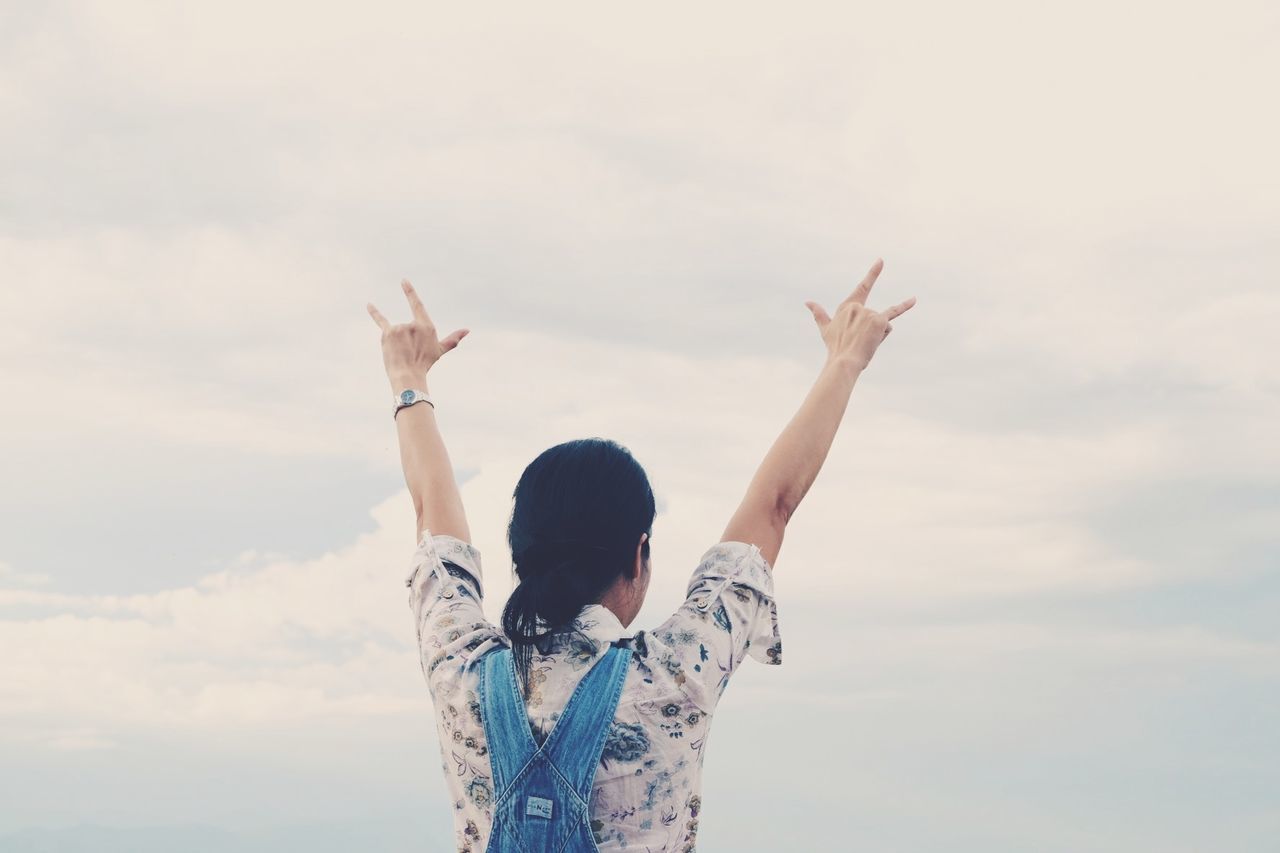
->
773, 493, 796, 527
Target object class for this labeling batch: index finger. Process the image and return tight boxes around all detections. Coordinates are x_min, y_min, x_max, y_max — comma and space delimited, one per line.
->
842, 258, 884, 307
401, 279, 432, 326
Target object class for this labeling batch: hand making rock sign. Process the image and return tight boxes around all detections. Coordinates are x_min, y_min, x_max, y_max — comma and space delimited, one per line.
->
805, 258, 917, 371
366, 279, 471, 391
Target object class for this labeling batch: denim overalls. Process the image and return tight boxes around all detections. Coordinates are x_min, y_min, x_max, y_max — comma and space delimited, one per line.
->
476, 641, 633, 853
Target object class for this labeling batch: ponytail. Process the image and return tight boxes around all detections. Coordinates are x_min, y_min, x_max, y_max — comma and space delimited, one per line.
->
504, 439, 656, 696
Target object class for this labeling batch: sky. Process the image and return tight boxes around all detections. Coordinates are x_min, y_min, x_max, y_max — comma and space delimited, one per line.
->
1, 1, 1278, 850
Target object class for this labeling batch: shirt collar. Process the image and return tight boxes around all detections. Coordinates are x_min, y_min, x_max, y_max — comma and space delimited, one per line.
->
569, 603, 631, 645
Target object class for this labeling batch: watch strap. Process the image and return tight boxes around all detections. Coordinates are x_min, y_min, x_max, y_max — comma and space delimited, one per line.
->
393, 388, 434, 418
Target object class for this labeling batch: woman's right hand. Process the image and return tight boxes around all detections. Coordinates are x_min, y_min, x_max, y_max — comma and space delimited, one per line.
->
804, 258, 917, 370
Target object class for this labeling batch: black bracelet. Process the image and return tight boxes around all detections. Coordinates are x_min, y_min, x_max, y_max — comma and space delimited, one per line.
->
393, 398, 436, 419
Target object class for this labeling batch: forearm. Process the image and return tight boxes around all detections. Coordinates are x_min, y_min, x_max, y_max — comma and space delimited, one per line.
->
743, 356, 865, 523
390, 371, 471, 543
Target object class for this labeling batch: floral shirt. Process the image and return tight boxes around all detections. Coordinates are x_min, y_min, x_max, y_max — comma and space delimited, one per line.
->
406, 528, 783, 852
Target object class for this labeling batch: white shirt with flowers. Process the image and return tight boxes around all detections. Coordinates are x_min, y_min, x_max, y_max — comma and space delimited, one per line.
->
406, 528, 783, 853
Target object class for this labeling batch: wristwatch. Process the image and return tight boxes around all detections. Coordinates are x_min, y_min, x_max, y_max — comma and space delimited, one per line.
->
393, 388, 435, 418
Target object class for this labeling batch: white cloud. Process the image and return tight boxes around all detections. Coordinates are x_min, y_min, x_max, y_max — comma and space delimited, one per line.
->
2, 423, 1268, 743
1, 2, 1277, 846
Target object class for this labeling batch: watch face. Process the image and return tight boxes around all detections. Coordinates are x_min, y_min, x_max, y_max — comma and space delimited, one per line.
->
400, 390, 414, 404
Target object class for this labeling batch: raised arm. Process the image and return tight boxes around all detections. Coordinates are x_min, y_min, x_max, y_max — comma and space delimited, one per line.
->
367, 280, 473, 545
721, 259, 916, 567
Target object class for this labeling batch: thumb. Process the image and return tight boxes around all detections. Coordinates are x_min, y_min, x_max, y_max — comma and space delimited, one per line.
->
804, 301, 831, 328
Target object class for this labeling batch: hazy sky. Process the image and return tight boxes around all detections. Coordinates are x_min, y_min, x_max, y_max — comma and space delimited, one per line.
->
2, 1, 1277, 851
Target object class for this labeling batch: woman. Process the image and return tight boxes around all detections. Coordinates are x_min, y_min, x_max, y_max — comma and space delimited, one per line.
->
366, 259, 915, 852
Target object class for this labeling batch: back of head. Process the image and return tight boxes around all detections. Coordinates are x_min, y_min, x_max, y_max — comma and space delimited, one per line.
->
503, 437, 655, 691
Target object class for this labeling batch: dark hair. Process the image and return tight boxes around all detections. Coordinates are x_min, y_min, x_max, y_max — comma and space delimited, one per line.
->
503, 437, 655, 694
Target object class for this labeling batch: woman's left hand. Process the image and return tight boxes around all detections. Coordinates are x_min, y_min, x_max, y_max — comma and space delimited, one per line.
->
367, 279, 470, 389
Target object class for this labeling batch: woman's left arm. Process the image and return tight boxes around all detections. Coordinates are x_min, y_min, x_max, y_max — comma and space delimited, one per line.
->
368, 279, 473, 544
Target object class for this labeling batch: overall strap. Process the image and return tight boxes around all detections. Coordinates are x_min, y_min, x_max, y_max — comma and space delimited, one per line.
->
477, 647, 540, 793
541, 643, 633, 797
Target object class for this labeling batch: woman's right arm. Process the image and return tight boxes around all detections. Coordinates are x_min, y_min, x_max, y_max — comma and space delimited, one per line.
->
721, 259, 916, 568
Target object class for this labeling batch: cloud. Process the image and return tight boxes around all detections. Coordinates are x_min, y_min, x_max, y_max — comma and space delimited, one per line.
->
3, 435, 1271, 747
0, 493, 423, 736
1, 1, 1278, 848
0, 560, 50, 587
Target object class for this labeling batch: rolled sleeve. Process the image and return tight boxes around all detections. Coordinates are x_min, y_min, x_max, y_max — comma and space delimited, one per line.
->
405, 527, 503, 701
686, 540, 783, 668
405, 529, 485, 599
648, 539, 783, 711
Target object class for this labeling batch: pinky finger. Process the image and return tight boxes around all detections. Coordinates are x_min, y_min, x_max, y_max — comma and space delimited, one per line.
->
367, 303, 391, 332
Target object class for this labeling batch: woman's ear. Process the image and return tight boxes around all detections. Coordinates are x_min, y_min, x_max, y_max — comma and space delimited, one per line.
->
631, 532, 649, 581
